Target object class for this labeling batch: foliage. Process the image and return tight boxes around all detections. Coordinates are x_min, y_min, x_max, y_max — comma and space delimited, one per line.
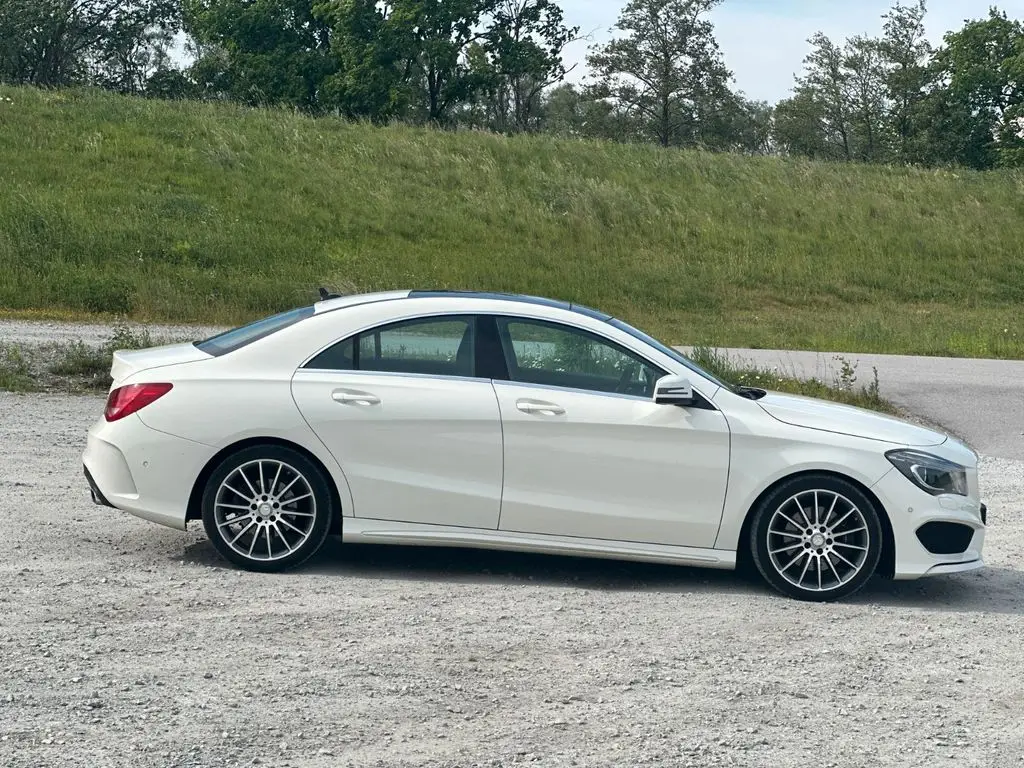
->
0, 0, 180, 93
586, 0, 733, 148
0, 344, 37, 392
3, 86, 1024, 361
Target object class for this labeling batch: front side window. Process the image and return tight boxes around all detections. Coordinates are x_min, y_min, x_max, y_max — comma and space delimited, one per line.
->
498, 318, 664, 397
306, 316, 475, 378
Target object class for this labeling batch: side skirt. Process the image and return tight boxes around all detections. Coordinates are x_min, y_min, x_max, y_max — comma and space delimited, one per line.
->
341, 518, 737, 570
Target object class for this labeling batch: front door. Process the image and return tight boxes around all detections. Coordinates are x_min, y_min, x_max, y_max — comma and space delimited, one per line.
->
492, 317, 730, 548
291, 315, 503, 529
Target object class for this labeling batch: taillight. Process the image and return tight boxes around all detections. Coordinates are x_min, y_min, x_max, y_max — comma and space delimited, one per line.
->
104, 383, 173, 422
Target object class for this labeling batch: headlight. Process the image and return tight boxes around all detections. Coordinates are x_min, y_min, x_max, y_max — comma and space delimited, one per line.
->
885, 449, 968, 497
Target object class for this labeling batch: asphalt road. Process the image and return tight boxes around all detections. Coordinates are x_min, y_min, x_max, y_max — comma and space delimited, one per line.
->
699, 348, 1024, 462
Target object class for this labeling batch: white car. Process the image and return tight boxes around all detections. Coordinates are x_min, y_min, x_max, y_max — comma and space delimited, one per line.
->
83, 290, 987, 601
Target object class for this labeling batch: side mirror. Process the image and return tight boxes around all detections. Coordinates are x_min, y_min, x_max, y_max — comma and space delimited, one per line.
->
654, 375, 696, 406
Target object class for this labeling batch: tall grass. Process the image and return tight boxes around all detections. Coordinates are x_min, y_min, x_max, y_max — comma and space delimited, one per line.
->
1, 85, 1023, 357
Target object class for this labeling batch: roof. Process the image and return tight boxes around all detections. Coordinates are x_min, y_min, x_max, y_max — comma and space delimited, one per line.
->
406, 290, 613, 321
315, 289, 614, 322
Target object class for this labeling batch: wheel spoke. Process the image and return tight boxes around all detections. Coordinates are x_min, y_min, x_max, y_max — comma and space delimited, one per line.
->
813, 491, 820, 526
276, 474, 301, 499
237, 467, 259, 497
223, 484, 251, 502
770, 543, 804, 556
780, 550, 805, 573
797, 556, 812, 587
270, 462, 283, 496
229, 520, 256, 545
219, 514, 252, 528
271, 525, 294, 555
775, 511, 804, 531
216, 502, 252, 511
771, 530, 804, 540
247, 528, 260, 556
834, 542, 868, 551
832, 550, 859, 570
825, 554, 843, 586
281, 510, 315, 518
835, 526, 867, 537
278, 517, 306, 536
265, 527, 273, 559
821, 494, 839, 527
258, 461, 265, 494
792, 497, 812, 528
829, 508, 856, 531
817, 558, 823, 590
281, 492, 312, 506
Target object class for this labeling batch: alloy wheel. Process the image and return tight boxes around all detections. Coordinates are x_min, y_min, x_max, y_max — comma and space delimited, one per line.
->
213, 459, 317, 562
766, 489, 871, 593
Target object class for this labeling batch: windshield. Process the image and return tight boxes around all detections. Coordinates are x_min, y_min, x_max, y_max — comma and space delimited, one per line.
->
607, 318, 737, 393
196, 306, 314, 357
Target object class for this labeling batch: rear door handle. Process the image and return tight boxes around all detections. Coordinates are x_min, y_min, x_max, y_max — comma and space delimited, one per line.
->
516, 399, 565, 416
332, 389, 381, 406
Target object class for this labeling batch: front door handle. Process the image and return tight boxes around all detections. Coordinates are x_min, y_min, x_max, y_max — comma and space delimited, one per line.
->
516, 399, 565, 416
332, 389, 381, 406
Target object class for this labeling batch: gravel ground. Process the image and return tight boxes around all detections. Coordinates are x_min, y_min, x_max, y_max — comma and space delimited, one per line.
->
1, 392, 1022, 768
0, 320, 224, 348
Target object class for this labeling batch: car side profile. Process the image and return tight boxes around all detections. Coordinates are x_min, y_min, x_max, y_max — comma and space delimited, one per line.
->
83, 290, 987, 601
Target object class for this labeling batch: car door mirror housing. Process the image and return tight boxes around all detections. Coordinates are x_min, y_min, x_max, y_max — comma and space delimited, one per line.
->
654, 375, 695, 406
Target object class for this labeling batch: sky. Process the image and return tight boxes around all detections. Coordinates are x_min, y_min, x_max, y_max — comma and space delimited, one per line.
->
559, 0, 1024, 103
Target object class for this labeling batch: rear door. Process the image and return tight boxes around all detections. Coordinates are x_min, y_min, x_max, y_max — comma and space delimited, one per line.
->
291, 315, 504, 529
492, 316, 731, 549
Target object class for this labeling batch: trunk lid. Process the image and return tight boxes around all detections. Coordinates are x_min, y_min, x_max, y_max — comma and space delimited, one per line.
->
110, 342, 212, 387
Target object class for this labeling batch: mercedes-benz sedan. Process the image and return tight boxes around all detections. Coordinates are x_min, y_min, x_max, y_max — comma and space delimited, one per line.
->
83, 290, 987, 601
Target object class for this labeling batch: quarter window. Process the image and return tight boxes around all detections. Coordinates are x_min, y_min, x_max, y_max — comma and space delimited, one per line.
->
497, 318, 664, 397
306, 316, 476, 378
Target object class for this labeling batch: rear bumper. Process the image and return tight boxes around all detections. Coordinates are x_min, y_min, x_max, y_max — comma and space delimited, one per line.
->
84, 466, 114, 508
83, 414, 213, 531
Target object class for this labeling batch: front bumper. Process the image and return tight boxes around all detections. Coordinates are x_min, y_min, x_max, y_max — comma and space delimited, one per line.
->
872, 469, 986, 580
83, 414, 213, 531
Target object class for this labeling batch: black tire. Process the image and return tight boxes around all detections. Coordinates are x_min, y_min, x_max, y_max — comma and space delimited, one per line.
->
749, 474, 883, 602
201, 444, 333, 573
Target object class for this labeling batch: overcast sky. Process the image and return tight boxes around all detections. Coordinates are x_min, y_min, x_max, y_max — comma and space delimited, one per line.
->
559, 0, 1024, 103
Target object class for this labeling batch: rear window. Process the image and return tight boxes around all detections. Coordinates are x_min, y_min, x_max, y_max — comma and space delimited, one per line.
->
195, 306, 314, 356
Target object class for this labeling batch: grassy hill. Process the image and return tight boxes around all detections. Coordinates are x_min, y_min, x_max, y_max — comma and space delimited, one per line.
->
2, 85, 1023, 357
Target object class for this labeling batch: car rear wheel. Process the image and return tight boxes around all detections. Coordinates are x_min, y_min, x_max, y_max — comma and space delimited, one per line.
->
749, 475, 883, 601
201, 445, 332, 572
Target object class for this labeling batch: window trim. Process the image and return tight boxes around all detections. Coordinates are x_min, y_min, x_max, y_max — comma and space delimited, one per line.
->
494, 315, 669, 399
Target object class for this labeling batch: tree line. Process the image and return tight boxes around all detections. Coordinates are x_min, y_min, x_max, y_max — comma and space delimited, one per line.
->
1, 0, 1021, 169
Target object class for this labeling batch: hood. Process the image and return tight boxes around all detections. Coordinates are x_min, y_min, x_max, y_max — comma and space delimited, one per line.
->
110, 342, 211, 386
756, 391, 947, 447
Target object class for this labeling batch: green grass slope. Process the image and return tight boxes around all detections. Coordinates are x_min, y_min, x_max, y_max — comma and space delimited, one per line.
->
2, 85, 1023, 356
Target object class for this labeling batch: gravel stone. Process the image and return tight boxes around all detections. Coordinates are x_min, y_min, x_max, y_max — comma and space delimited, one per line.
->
1, 391, 1022, 767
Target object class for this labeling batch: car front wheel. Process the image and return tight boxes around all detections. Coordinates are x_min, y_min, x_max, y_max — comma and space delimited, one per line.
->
750, 475, 883, 601
201, 445, 332, 572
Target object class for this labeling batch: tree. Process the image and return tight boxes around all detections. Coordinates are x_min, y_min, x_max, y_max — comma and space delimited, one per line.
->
879, 0, 931, 161
184, 0, 336, 110
0, 0, 179, 88
844, 35, 888, 161
919, 9, 1024, 169
586, 0, 733, 148
473, 0, 580, 133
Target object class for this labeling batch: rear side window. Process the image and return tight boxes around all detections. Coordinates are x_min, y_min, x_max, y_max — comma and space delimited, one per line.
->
195, 306, 314, 357
306, 316, 476, 378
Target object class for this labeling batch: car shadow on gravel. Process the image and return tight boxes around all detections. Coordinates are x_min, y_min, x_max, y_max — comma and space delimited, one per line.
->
181, 537, 764, 596
179, 537, 1024, 613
